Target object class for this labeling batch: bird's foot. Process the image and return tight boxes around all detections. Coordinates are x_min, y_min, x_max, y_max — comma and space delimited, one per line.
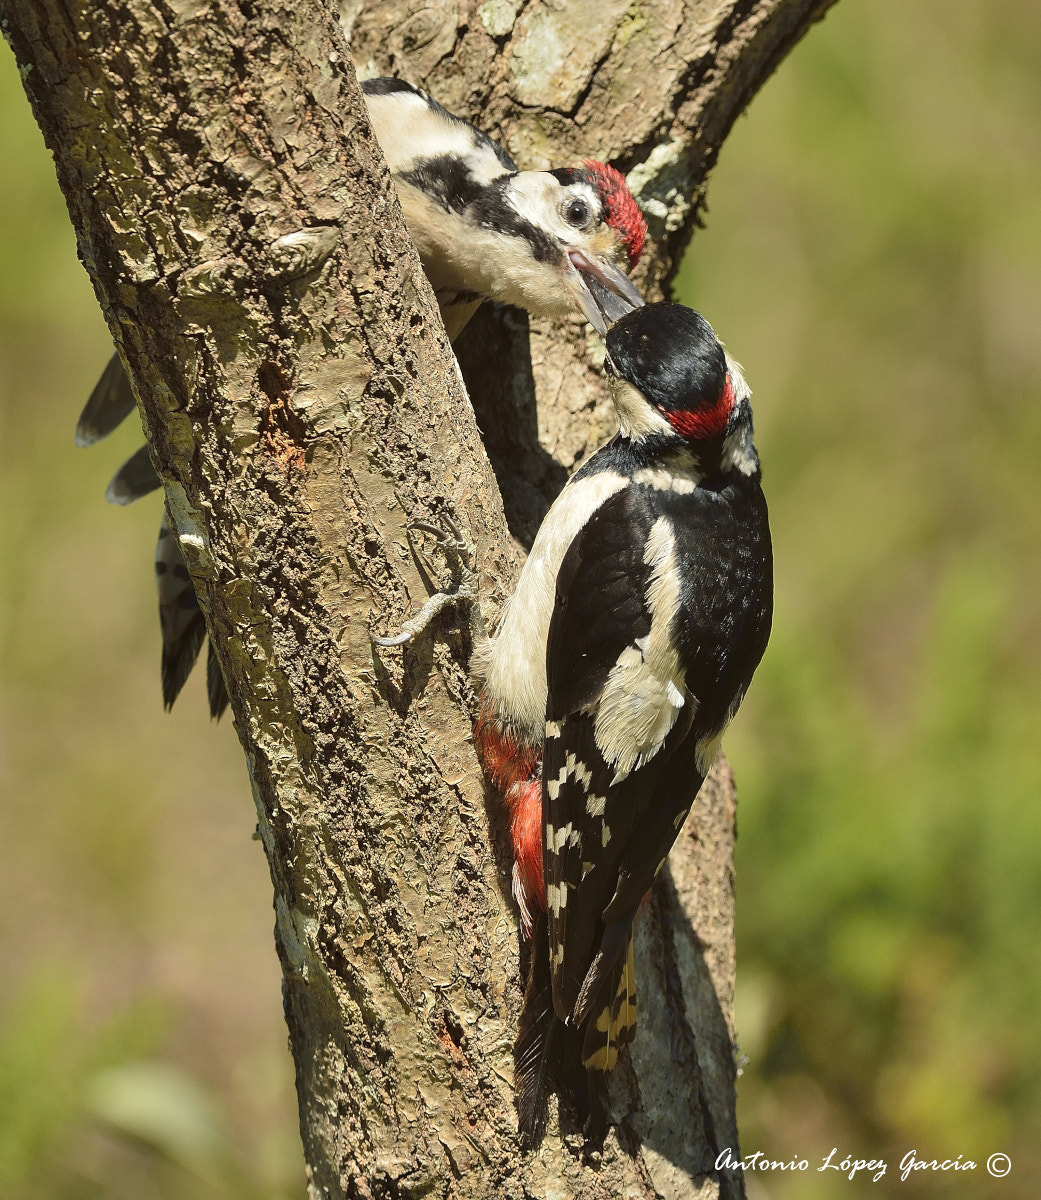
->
370, 516, 484, 647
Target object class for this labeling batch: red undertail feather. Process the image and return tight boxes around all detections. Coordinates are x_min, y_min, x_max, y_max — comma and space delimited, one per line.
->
473, 704, 546, 917
582, 159, 647, 269
509, 779, 545, 911
473, 705, 539, 796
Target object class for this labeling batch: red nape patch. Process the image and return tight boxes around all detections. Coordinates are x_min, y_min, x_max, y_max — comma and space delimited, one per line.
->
582, 159, 647, 269
510, 780, 546, 911
666, 373, 734, 441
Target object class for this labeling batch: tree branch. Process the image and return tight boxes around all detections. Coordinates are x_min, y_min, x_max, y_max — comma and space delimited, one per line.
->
3, 0, 836, 1195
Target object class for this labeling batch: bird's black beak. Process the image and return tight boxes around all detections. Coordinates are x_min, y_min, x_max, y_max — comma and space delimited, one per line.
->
566, 249, 644, 336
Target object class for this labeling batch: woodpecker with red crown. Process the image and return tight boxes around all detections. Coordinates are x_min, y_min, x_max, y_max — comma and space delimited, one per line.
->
75, 77, 647, 718
471, 301, 773, 1143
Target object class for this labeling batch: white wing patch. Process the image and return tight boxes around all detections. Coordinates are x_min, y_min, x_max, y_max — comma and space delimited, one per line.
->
546, 882, 568, 915
564, 752, 592, 791
585, 792, 606, 817
546, 822, 580, 853
593, 515, 689, 783
545, 765, 565, 802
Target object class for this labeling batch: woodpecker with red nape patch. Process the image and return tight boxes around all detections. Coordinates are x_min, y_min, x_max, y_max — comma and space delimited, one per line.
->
75, 77, 647, 719
472, 302, 773, 1144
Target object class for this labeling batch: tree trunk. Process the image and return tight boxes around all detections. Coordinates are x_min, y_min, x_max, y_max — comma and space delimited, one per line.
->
1, 0, 835, 1196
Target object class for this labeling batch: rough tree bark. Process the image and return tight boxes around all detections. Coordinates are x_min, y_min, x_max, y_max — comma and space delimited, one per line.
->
2, 1, 835, 1196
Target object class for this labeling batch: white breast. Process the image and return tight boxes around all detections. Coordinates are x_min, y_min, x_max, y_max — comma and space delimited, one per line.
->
473, 469, 628, 740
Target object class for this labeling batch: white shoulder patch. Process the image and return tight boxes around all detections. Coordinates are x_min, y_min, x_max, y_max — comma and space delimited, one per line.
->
592, 516, 690, 782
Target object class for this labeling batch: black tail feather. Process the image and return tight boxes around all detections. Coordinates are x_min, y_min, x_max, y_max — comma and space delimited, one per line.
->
515, 912, 558, 1147
105, 444, 162, 505
206, 640, 230, 720
515, 914, 615, 1148
161, 612, 206, 711
76, 352, 136, 446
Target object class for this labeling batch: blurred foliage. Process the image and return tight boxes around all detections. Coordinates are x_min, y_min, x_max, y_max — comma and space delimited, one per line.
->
1, 0, 1039, 1196
676, 0, 1041, 1196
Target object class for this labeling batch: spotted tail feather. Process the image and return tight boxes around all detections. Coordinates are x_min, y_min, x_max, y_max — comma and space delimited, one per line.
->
156, 516, 207, 711
580, 933, 637, 1074
516, 916, 634, 1146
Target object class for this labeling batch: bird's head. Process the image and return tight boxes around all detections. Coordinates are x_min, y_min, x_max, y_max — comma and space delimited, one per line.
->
486, 160, 647, 334
604, 303, 753, 461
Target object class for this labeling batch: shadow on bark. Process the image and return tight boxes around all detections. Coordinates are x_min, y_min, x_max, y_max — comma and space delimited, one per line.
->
455, 306, 568, 549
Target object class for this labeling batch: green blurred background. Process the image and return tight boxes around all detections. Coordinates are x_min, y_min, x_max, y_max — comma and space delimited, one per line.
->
2, 0, 1039, 1196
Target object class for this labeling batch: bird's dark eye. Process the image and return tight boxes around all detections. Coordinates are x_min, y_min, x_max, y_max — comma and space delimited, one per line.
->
564, 196, 591, 228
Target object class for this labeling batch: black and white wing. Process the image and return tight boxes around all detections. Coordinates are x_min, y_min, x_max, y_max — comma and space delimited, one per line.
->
542, 478, 771, 1068
541, 486, 700, 1066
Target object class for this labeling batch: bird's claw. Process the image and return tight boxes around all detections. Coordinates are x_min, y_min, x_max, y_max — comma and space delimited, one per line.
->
370, 516, 484, 647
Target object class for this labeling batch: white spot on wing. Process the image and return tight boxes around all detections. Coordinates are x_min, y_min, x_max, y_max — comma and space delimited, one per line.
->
585, 792, 606, 817
547, 822, 574, 853
546, 882, 568, 914
565, 752, 593, 791
545, 767, 566, 802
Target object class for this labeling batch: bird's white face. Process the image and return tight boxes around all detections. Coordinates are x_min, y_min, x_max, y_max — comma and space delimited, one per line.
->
501, 173, 644, 334
359, 80, 646, 338
506, 174, 606, 251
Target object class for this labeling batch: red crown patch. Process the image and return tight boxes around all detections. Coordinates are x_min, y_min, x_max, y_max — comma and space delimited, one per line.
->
582, 159, 647, 269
